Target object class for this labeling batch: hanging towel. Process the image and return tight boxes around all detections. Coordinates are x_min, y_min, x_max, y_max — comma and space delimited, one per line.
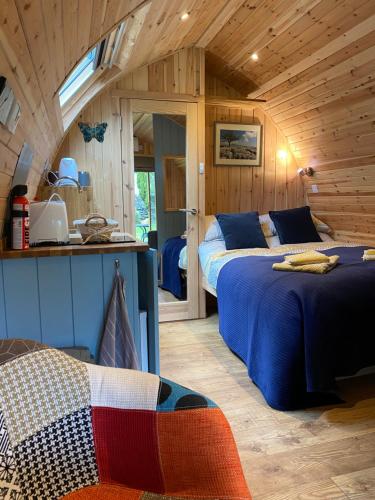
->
99, 268, 139, 369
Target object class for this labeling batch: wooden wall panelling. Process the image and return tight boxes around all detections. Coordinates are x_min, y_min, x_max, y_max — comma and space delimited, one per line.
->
214, 105, 230, 213
115, 48, 205, 97
201, 0, 375, 241
205, 75, 304, 216
262, 114, 277, 212
306, 155, 375, 245
251, 107, 265, 213
120, 98, 135, 234
109, 96, 125, 226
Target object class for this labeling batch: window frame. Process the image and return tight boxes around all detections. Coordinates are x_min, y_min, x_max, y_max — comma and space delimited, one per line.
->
58, 47, 98, 107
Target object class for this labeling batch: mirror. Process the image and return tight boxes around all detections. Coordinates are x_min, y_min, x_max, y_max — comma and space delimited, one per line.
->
133, 112, 187, 305
163, 156, 186, 212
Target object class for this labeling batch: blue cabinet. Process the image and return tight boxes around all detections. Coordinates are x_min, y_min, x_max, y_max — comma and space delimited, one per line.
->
0, 249, 159, 374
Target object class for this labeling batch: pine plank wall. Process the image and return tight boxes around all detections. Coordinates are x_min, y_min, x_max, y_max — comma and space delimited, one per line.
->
205, 75, 305, 215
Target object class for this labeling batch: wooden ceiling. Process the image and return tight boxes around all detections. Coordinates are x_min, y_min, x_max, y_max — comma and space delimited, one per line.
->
4, 0, 373, 167
133, 113, 186, 145
203, 0, 375, 167
133, 113, 153, 145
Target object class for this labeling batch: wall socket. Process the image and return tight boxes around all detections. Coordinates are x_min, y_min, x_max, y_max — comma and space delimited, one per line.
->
311, 184, 319, 193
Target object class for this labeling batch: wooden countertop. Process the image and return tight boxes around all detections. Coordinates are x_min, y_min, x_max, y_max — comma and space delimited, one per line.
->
0, 240, 149, 259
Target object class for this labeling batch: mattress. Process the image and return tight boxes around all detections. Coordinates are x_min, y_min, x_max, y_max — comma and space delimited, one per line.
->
198, 240, 226, 284
199, 235, 335, 292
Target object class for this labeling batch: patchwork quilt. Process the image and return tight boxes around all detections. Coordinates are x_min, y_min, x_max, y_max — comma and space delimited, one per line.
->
0, 339, 250, 500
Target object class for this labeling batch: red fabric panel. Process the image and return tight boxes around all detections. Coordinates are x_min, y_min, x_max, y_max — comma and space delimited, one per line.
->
62, 484, 143, 499
92, 408, 164, 494
158, 408, 251, 498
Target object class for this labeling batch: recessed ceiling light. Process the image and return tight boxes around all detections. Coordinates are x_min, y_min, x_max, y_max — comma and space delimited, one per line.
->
180, 12, 189, 21
250, 52, 259, 61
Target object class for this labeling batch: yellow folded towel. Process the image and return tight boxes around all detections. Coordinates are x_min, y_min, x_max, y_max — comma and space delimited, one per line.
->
285, 250, 330, 266
273, 255, 339, 274
363, 249, 375, 261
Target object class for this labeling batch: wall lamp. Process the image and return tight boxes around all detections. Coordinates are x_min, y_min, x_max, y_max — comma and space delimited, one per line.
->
298, 167, 314, 177
277, 149, 288, 161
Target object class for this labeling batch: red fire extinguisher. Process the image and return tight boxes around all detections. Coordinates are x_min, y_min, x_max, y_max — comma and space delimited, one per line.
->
11, 185, 29, 250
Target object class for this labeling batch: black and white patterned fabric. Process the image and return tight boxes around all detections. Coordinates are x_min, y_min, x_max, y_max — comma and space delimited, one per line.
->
0, 410, 22, 499
13, 407, 98, 499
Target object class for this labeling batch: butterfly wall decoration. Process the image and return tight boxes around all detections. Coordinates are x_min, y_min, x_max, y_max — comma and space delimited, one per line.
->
78, 122, 108, 143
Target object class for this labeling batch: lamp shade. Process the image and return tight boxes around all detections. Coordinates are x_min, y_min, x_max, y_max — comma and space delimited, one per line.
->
58, 157, 79, 186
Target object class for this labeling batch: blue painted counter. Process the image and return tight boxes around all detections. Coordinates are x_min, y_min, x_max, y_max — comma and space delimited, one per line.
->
0, 244, 159, 374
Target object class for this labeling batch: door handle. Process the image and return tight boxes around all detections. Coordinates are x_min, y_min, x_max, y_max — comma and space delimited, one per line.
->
179, 208, 198, 215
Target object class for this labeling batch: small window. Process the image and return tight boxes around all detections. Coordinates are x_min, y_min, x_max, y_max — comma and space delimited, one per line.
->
58, 23, 125, 107
59, 48, 97, 106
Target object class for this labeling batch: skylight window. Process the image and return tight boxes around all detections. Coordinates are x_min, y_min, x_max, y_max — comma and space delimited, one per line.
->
59, 48, 97, 106
58, 23, 126, 109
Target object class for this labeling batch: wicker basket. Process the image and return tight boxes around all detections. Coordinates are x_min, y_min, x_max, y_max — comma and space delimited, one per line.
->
73, 214, 118, 244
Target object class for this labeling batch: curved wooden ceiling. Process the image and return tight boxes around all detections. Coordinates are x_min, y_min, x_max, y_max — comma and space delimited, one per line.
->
204, 0, 375, 166
6, 0, 374, 169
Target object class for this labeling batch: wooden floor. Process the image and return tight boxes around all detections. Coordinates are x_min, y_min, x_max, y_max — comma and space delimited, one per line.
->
160, 315, 375, 500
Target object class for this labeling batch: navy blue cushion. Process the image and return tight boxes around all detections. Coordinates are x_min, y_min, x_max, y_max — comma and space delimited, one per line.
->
216, 212, 268, 250
269, 206, 322, 244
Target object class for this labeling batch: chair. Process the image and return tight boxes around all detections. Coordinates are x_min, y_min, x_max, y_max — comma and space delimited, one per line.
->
0, 339, 251, 499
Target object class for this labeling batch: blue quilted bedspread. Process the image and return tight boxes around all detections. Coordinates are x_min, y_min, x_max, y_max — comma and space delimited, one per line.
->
216, 246, 375, 410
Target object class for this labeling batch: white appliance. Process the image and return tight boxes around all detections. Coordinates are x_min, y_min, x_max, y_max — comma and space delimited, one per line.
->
58, 158, 78, 186
30, 193, 69, 246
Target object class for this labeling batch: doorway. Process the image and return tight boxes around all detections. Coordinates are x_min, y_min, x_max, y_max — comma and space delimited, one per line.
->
120, 99, 201, 322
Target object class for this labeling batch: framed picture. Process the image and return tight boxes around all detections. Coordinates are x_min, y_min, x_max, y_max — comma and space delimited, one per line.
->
215, 122, 262, 166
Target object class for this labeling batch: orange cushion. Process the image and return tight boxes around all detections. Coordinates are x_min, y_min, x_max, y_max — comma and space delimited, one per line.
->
158, 408, 250, 498
63, 484, 142, 499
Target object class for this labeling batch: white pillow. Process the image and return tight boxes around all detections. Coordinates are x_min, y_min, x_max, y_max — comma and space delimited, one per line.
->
259, 213, 277, 237
319, 232, 333, 242
311, 214, 332, 234
204, 218, 223, 242
266, 235, 281, 248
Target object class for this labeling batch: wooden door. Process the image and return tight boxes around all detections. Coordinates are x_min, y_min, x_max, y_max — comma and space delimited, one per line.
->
120, 99, 202, 321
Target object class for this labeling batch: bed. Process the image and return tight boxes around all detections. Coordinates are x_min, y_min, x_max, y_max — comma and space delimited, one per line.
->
199, 214, 375, 410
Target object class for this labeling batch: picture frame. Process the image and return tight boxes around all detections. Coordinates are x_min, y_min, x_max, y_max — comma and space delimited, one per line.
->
214, 122, 262, 166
